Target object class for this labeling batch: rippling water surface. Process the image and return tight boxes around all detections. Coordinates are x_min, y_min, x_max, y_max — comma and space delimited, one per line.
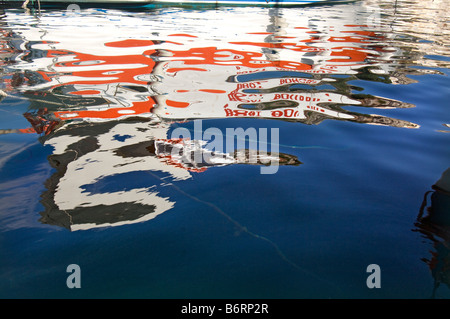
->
0, 0, 449, 299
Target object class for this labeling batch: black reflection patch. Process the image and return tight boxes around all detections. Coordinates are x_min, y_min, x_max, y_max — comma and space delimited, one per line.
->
114, 140, 156, 158
39, 202, 156, 230
238, 100, 298, 110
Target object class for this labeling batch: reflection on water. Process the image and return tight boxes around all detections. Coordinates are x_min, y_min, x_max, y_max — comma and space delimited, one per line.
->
414, 168, 450, 298
0, 0, 449, 300
0, 0, 446, 232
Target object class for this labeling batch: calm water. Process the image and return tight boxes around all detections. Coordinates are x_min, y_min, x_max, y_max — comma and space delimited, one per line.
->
0, 0, 449, 299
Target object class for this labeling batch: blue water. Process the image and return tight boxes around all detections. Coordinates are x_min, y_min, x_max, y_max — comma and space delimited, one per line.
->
0, 0, 449, 299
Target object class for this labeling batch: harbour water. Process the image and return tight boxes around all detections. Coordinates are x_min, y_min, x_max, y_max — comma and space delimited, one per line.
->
0, 0, 449, 299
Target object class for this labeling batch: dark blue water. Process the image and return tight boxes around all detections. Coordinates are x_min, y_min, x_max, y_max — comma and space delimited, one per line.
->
0, 0, 449, 299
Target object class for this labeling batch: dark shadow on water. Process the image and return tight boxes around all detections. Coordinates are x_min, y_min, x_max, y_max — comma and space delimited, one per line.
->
414, 168, 450, 299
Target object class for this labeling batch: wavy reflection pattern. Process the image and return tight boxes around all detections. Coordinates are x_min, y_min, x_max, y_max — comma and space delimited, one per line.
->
0, 3, 428, 230
414, 168, 450, 298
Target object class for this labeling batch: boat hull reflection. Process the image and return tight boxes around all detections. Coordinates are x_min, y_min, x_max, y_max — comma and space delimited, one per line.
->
0, 4, 421, 230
